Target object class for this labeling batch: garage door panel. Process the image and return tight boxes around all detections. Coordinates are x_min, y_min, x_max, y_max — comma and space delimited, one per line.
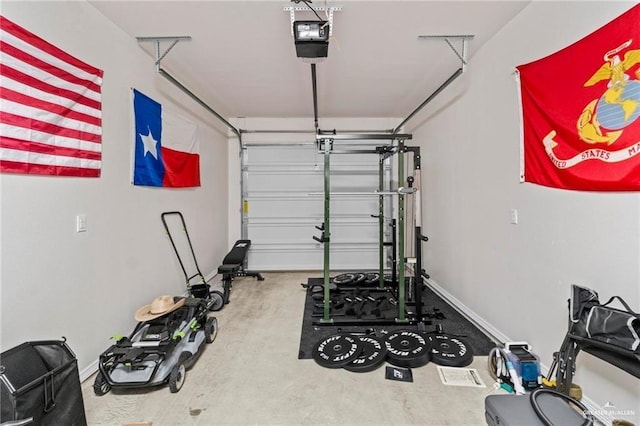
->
248, 244, 379, 271
247, 221, 318, 245
245, 143, 390, 271
330, 198, 379, 215
248, 197, 321, 218
248, 198, 381, 219
248, 220, 379, 245
247, 171, 378, 193
247, 173, 321, 192
330, 175, 378, 191
332, 223, 379, 243
247, 147, 318, 164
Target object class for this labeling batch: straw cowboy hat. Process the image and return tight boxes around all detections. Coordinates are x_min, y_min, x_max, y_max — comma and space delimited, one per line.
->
134, 295, 185, 322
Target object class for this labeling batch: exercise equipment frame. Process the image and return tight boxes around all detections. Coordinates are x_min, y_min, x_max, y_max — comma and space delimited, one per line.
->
313, 133, 432, 326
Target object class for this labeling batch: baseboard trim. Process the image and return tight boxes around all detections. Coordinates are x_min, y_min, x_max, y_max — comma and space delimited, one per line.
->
205, 270, 218, 283
425, 277, 510, 344
79, 359, 98, 382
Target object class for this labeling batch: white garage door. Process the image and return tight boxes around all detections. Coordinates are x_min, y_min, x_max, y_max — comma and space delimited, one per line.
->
244, 142, 392, 271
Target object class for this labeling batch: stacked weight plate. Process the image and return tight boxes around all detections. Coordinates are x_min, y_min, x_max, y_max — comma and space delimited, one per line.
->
312, 329, 474, 372
312, 333, 388, 373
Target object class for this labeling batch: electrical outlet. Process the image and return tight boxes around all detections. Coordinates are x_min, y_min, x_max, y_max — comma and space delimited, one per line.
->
510, 209, 518, 225
76, 214, 87, 232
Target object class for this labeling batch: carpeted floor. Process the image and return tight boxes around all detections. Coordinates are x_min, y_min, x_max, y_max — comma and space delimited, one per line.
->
298, 276, 498, 360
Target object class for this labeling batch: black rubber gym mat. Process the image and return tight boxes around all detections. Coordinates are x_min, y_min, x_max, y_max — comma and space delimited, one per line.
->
298, 277, 497, 359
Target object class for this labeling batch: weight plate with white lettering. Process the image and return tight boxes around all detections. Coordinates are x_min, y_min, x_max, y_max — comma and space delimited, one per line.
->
351, 273, 366, 285
428, 333, 473, 367
363, 273, 380, 286
344, 335, 387, 373
384, 330, 431, 368
332, 273, 356, 285
312, 334, 362, 369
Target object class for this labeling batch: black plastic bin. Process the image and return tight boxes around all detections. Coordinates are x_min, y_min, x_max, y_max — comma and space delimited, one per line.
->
0, 339, 87, 425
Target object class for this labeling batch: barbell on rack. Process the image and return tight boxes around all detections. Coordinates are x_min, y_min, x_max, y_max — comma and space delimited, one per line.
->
308, 188, 416, 197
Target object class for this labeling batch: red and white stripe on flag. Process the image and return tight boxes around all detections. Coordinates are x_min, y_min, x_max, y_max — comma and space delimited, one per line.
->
0, 16, 104, 177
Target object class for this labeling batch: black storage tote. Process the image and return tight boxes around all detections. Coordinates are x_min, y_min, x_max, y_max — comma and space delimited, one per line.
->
0, 339, 87, 425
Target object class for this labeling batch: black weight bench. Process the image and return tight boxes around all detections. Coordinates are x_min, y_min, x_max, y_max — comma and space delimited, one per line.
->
217, 240, 264, 304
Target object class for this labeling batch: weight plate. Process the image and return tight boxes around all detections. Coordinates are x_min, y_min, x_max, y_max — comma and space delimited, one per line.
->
351, 273, 366, 285
310, 283, 337, 293
208, 290, 225, 311
384, 330, 431, 368
344, 335, 387, 373
363, 273, 380, 286
312, 334, 362, 369
428, 333, 473, 367
333, 273, 356, 285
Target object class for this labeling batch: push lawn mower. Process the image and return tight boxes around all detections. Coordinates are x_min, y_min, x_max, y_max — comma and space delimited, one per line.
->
161, 211, 226, 311
93, 295, 217, 395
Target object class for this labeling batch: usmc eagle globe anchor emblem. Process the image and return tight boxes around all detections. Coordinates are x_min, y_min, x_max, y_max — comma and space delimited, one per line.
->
543, 39, 640, 170
578, 39, 640, 145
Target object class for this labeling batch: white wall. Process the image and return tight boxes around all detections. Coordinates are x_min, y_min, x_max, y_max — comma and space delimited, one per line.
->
0, 1, 230, 375
411, 0, 639, 419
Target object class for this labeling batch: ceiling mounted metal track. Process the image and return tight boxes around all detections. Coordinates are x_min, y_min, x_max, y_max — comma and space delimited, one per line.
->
240, 129, 394, 134
136, 35, 191, 70
136, 36, 242, 148
283, 5, 342, 36
393, 34, 474, 134
316, 133, 412, 141
418, 35, 474, 72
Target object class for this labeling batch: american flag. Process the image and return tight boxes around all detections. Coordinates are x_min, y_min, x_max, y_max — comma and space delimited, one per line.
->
0, 16, 103, 177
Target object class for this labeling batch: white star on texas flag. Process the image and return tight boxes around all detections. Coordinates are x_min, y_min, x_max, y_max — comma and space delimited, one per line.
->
139, 126, 159, 159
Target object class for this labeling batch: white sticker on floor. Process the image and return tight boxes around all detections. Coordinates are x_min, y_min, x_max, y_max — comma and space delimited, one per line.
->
437, 366, 486, 388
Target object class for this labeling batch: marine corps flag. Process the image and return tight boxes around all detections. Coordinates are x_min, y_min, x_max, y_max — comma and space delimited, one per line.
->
517, 4, 640, 191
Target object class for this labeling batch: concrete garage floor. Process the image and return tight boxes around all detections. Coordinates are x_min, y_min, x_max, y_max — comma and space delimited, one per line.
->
82, 271, 501, 425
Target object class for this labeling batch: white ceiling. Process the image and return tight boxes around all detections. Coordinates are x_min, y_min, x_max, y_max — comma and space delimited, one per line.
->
89, 1, 529, 123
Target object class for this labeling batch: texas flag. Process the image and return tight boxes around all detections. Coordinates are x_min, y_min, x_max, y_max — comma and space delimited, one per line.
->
132, 89, 200, 187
